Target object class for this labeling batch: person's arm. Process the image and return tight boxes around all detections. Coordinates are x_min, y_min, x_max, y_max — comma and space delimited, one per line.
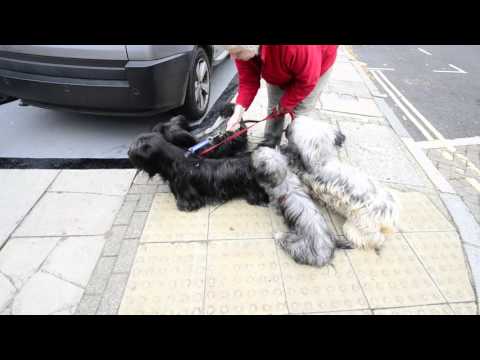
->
235, 58, 261, 110
278, 46, 324, 114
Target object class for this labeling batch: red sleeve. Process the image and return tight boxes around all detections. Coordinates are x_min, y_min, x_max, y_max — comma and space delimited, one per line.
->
234, 58, 261, 110
279, 46, 324, 113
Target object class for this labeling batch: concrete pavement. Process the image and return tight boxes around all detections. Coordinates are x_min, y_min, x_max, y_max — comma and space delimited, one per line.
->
1, 45, 479, 315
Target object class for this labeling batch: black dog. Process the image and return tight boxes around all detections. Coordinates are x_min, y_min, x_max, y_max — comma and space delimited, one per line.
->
152, 104, 249, 158
128, 109, 268, 212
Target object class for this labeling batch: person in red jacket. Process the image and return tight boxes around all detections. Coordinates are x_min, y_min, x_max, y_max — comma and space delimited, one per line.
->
224, 45, 338, 146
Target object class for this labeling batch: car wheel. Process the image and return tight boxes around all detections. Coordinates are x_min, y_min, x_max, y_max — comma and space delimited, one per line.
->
183, 47, 211, 120
0, 94, 15, 105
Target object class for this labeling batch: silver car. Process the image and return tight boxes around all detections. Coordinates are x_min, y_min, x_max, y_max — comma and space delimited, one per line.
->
0, 45, 228, 119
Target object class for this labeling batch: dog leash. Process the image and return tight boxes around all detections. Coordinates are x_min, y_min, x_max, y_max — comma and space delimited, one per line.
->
198, 111, 294, 157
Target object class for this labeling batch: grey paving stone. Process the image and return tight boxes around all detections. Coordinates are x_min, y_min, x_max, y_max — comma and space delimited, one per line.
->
136, 194, 155, 212
96, 273, 129, 315
0, 236, 60, 289
113, 200, 138, 225
0, 272, 16, 312
133, 172, 164, 185
75, 294, 102, 315
326, 79, 371, 98
338, 122, 433, 188
128, 184, 158, 194
464, 244, 480, 299
12, 272, 83, 315
375, 98, 412, 138
50, 170, 136, 196
157, 184, 171, 193
125, 194, 141, 202
0, 169, 59, 247
0, 307, 11, 315
124, 212, 148, 239
113, 239, 139, 274
102, 226, 127, 256
440, 193, 480, 248
42, 236, 106, 288
84, 256, 117, 295
13, 192, 124, 237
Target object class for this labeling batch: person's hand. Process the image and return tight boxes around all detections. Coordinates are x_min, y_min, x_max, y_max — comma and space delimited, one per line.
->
226, 104, 245, 130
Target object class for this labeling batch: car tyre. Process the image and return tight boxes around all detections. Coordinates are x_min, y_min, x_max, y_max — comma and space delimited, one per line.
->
183, 47, 211, 120
0, 94, 15, 105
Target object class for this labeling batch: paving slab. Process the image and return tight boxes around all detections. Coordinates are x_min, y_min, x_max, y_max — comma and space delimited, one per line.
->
13, 192, 123, 237
310, 310, 372, 315
347, 234, 444, 309
403, 232, 475, 303
208, 200, 273, 240
49, 169, 136, 196
449, 302, 478, 315
0, 170, 58, 247
440, 193, 480, 248
42, 236, 106, 288
330, 62, 365, 83
321, 92, 383, 117
141, 193, 209, 242
12, 272, 83, 315
205, 239, 287, 315
0, 272, 16, 312
119, 242, 207, 315
0, 236, 60, 288
326, 79, 372, 98
373, 304, 453, 315
278, 249, 368, 314
338, 121, 433, 188
394, 191, 456, 232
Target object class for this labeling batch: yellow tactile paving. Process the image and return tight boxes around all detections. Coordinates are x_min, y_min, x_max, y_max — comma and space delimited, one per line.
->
449, 302, 478, 315
208, 200, 273, 240
394, 191, 455, 232
403, 232, 476, 303
374, 304, 453, 315
204, 239, 288, 315
119, 243, 207, 315
309, 310, 372, 315
278, 249, 369, 314
347, 234, 444, 309
141, 194, 209, 242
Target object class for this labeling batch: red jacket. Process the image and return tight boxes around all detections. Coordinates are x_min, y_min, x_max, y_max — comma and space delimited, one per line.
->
235, 45, 338, 113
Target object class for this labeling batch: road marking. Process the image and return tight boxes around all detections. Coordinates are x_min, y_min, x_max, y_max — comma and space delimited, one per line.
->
433, 64, 467, 74
417, 136, 480, 149
369, 67, 480, 195
370, 70, 434, 140
418, 48, 432, 56
367, 67, 395, 71
375, 70, 455, 152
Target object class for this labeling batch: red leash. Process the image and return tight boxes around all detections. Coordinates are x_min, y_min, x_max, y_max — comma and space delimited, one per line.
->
199, 111, 290, 157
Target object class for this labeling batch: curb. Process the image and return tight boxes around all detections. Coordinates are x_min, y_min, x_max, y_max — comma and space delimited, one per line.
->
349, 53, 480, 311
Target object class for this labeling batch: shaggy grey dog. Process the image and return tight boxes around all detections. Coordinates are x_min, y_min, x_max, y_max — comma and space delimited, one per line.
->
285, 116, 399, 251
251, 146, 338, 267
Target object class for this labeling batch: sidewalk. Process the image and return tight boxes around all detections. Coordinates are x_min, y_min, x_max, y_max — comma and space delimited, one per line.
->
1, 45, 479, 315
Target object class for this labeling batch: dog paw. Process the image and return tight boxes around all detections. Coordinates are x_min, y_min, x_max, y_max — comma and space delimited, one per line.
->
176, 199, 204, 212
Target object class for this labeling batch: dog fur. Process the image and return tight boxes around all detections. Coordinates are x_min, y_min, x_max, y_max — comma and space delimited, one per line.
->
128, 114, 268, 212
252, 146, 337, 267
285, 116, 399, 251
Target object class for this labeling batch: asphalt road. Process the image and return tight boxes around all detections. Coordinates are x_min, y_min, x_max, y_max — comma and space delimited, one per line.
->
351, 45, 480, 141
0, 57, 237, 165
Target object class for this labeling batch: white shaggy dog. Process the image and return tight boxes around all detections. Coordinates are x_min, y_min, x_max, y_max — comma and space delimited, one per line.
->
251, 146, 339, 267
285, 116, 399, 251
